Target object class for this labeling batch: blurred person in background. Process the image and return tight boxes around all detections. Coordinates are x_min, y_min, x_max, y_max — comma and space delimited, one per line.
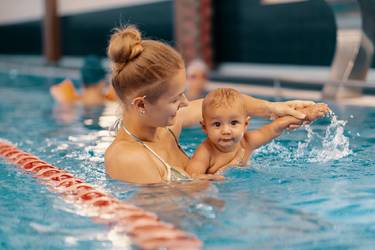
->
50, 55, 117, 107
186, 59, 209, 100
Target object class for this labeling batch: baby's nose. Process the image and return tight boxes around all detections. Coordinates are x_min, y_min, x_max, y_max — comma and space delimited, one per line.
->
221, 125, 231, 134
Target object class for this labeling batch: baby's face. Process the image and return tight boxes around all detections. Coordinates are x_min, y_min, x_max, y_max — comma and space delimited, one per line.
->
202, 106, 248, 152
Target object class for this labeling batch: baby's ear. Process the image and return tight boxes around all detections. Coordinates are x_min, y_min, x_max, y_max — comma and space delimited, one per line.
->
200, 120, 207, 133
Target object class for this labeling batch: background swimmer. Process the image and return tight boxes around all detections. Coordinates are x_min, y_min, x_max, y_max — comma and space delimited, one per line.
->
50, 55, 116, 106
186, 59, 209, 100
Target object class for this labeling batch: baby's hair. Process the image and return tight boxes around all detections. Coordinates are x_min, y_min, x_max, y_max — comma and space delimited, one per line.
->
107, 25, 184, 103
202, 88, 247, 118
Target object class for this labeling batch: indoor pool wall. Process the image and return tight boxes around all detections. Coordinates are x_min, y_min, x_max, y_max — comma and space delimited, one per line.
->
1, 72, 375, 249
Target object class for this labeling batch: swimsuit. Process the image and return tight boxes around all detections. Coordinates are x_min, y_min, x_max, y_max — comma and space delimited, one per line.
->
122, 125, 192, 182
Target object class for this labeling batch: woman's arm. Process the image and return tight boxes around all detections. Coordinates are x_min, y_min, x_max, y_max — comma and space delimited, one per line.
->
178, 95, 315, 128
178, 98, 204, 128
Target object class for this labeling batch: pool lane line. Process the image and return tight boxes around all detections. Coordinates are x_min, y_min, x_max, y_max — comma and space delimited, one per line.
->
0, 140, 202, 250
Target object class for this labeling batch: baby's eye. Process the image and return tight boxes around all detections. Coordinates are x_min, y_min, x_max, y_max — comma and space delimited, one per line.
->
231, 120, 239, 125
213, 122, 221, 127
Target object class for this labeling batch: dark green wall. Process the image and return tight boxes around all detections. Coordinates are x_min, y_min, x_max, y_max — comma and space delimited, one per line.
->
0, 1, 174, 56
213, 0, 337, 66
0, 20, 43, 54
1, 0, 372, 67
60, 1, 174, 56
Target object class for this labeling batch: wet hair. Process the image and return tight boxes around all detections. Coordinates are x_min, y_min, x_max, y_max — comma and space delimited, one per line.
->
202, 88, 247, 118
107, 25, 185, 103
80, 55, 106, 87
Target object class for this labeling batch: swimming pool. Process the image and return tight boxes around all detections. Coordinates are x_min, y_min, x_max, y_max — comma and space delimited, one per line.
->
1, 72, 375, 249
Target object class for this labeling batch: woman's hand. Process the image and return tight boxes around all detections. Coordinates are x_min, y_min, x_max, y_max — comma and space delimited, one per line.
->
268, 100, 316, 120
287, 102, 331, 130
303, 103, 331, 121
192, 174, 225, 181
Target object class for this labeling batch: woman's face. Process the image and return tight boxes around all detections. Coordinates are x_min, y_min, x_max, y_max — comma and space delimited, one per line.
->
144, 69, 189, 127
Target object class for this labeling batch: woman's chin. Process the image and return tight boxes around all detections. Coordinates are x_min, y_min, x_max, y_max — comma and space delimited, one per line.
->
166, 116, 177, 126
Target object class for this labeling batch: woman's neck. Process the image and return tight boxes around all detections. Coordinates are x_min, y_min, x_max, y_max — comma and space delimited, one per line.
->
122, 114, 158, 142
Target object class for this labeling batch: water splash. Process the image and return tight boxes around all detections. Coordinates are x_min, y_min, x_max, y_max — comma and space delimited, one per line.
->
255, 112, 352, 163
296, 112, 352, 162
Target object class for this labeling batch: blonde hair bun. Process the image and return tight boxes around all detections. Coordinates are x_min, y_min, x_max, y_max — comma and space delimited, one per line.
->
107, 26, 144, 65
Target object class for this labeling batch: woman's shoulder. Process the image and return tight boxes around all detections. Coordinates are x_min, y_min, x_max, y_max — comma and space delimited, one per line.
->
104, 140, 162, 183
105, 140, 145, 166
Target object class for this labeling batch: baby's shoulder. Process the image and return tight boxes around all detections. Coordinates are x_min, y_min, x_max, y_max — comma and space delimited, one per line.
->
198, 139, 214, 153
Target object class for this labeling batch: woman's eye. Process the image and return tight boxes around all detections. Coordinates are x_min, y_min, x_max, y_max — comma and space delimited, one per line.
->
231, 120, 239, 125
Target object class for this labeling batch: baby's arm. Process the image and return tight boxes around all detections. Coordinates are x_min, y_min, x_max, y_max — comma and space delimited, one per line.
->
245, 116, 301, 150
186, 143, 224, 180
186, 143, 211, 176
246, 103, 329, 150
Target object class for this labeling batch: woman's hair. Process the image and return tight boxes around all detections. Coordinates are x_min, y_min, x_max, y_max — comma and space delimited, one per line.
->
202, 88, 247, 118
107, 25, 184, 103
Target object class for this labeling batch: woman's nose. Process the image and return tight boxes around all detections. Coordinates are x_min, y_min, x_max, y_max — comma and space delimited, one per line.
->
180, 93, 189, 108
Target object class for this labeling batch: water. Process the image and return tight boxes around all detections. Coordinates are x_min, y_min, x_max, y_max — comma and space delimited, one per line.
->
1, 72, 375, 249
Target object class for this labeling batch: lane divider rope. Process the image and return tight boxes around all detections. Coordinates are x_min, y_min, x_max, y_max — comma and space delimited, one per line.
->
0, 140, 202, 250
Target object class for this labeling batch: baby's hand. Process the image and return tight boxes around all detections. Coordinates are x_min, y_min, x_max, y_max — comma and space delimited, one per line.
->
303, 103, 330, 121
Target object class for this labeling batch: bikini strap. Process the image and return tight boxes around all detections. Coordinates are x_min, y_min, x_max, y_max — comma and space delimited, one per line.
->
122, 126, 172, 182
167, 128, 190, 159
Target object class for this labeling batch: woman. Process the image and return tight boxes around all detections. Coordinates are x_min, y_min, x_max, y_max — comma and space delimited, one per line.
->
105, 26, 313, 184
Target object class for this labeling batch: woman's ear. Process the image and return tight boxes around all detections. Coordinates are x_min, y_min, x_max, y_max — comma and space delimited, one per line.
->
245, 116, 250, 127
131, 96, 146, 115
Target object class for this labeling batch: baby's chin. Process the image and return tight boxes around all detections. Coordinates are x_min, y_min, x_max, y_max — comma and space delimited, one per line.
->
216, 141, 239, 152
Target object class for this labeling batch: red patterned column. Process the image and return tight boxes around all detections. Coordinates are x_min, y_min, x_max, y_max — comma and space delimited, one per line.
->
174, 0, 213, 68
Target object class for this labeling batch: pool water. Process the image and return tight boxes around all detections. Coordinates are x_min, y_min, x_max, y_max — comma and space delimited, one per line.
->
1, 73, 375, 249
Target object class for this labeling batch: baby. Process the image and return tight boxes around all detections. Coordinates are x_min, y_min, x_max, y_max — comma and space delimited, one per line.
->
186, 88, 329, 177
